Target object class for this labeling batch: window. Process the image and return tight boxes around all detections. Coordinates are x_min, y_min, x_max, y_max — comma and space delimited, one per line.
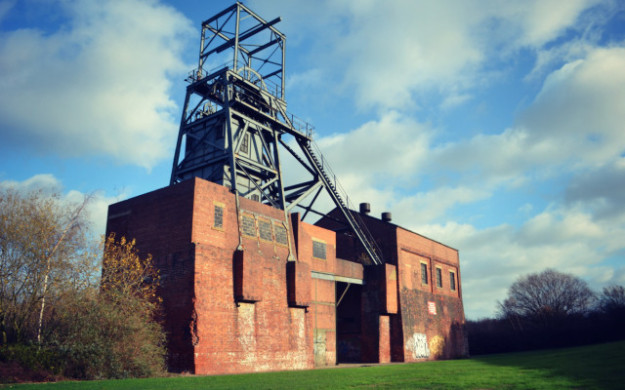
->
420, 263, 428, 284
213, 203, 224, 229
312, 240, 327, 260
240, 133, 250, 154
436, 267, 443, 288
450, 271, 456, 291
274, 223, 288, 246
241, 214, 256, 237
259, 219, 273, 242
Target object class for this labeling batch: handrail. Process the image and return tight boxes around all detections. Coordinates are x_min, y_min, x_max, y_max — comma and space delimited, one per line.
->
305, 140, 384, 265
187, 63, 314, 139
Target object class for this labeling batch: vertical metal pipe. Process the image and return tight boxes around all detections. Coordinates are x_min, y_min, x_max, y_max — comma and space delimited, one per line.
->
281, 37, 286, 99
225, 100, 243, 250
170, 90, 191, 185
198, 26, 206, 79
274, 131, 295, 260
233, 5, 240, 71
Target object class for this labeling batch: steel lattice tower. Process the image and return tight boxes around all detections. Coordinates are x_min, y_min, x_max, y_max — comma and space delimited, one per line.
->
171, 2, 383, 265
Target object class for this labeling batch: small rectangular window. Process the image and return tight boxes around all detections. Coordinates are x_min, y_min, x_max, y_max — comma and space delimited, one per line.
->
313, 240, 326, 260
213, 204, 224, 229
259, 219, 273, 242
436, 267, 442, 288
450, 271, 456, 291
274, 223, 288, 246
420, 263, 428, 284
241, 214, 256, 237
240, 133, 249, 154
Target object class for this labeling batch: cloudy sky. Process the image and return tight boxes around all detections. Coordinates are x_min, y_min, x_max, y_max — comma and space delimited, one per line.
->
1, 0, 624, 319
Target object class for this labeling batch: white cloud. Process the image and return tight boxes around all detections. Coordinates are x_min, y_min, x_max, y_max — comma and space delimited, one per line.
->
508, 0, 600, 47
518, 46, 625, 167
440, 93, 473, 111
0, 0, 193, 169
317, 111, 432, 181
432, 45, 625, 188
392, 187, 491, 228
0, 173, 63, 194
565, 160, 625, 220
286, 68, 323, 90
517, 208, 604, 247
418, 202, 625, 319
433, 127, 533, 186
252, 0, 602, 112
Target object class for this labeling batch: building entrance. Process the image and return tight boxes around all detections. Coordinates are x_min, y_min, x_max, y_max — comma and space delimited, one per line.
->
335, 281, 363, 363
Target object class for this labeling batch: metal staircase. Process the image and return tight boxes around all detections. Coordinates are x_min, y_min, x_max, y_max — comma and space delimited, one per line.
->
298, 140, 384, 266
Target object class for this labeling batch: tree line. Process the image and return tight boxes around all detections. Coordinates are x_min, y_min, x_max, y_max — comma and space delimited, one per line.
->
0, 189, 165, 382
467, 269, 625, 355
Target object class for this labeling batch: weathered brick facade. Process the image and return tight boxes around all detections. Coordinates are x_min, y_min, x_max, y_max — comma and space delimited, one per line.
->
106, 177, 468, 375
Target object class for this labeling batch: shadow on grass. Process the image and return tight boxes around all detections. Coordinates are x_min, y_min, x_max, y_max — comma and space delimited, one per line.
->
470, 340, 625, 390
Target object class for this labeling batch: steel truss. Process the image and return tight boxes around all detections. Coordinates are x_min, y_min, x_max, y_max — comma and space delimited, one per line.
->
170, 2, 383, 265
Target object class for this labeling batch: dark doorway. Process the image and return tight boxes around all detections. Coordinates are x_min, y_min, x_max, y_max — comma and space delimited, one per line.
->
336, 281, 363, 363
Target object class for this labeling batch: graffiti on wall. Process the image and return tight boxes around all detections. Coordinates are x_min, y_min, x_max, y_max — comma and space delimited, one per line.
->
429, 335, 445, 358
406, 333, 430, 359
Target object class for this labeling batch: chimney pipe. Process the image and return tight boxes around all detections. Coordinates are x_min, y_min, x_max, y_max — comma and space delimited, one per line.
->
382, 212, 392, 222
359, 202, 371, 215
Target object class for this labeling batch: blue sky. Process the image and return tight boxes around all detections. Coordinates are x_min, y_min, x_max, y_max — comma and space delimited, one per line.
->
1, 0, 624, 319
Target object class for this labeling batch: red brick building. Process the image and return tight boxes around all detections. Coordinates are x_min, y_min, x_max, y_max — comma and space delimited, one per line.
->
106, 177, 468, 375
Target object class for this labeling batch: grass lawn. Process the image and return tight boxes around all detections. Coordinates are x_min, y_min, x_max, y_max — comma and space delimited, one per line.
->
3, 341, 624, 389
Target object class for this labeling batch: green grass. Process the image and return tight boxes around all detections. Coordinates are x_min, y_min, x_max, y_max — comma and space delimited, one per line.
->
3, 341, 624, 389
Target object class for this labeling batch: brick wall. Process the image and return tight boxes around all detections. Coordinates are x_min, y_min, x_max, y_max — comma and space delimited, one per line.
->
315, 208, 468, 363
106, 179, 196, 372
294, 214, 338, 367
395, 228, 468, 361
106, 178, 316, 375
106, 180, 468, 374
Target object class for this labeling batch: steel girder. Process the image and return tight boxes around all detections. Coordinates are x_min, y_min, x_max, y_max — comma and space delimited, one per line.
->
170, 2, 384, 265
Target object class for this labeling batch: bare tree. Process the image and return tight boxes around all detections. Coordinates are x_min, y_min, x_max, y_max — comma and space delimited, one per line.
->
0, 189, 95, 344
1, 189, 166, 379
598, 285, 625, 317
498, 269, 596, 325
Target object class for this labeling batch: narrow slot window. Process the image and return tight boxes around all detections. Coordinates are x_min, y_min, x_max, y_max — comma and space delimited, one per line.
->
240, 133, 250, 154
436, 267, 443, 288
421, 263, 428, 285
213, 203, 224, 229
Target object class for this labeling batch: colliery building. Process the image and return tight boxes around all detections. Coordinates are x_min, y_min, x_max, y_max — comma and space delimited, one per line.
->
105, 2, 468, 375
106, 178, 468, 374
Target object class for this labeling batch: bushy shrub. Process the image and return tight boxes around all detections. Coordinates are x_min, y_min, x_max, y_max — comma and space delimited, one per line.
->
50, 290, 165, 379
0, 343, 63, 382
